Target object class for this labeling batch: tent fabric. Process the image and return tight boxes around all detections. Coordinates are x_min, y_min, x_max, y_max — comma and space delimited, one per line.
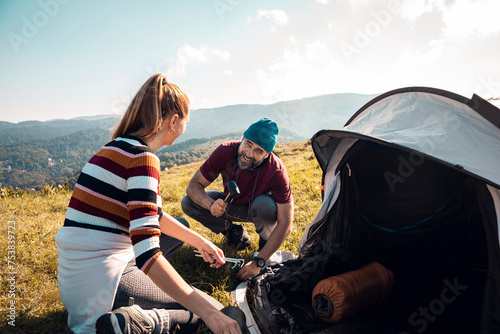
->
322, 89, 500, 187
253, 87, 500, 334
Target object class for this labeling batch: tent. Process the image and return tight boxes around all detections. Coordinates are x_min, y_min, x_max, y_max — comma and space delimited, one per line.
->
249, 87, 500, 334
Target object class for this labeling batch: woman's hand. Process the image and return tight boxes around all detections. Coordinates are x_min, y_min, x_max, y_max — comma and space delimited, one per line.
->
196, 238, 226, 269
203, 310, 242, 334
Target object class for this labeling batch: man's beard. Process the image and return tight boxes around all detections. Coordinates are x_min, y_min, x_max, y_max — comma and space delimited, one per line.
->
237, 152, 260, 170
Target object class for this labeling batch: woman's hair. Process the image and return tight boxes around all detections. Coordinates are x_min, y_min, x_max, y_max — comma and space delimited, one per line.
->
112, 74, 190, 140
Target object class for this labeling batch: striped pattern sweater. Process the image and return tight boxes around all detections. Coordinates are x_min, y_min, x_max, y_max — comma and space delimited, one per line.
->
64, 135, 163, 274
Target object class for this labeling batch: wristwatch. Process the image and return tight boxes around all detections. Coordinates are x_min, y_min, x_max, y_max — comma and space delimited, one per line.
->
251, 254, 265, 268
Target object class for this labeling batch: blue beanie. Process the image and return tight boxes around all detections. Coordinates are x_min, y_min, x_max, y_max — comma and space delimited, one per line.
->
243, 118, 279, 153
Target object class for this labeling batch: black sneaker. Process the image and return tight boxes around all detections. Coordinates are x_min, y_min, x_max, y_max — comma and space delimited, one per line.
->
221, 306, 250, 334
96, 298, 155, 334
224, 224, 251, 251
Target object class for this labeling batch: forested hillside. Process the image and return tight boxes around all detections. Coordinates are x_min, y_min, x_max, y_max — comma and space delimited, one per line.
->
0, 116, 120, 144
0, 128, 111, 189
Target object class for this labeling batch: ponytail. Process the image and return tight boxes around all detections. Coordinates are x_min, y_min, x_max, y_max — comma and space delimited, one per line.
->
112, 74, 189, 140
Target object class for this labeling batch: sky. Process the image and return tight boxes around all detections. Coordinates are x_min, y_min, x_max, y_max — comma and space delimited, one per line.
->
1, 0, 499, 124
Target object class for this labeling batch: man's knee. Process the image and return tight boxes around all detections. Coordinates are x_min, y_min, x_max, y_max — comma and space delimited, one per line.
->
250, 194, 277, 221
181, 194, 196, 215
174, 216, 190, 228
181, 194, 189, 209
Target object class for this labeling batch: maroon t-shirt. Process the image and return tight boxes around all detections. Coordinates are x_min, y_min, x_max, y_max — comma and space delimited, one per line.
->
200, 141, 292, 206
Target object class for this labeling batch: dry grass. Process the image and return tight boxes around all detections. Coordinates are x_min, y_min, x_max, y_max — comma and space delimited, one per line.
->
0, 141, 322, 333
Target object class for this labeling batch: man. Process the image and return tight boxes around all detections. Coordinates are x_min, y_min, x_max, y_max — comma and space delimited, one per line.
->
181, 118, 294, 280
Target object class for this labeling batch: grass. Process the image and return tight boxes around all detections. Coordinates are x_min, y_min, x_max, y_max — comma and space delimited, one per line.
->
0, 141, 322, 333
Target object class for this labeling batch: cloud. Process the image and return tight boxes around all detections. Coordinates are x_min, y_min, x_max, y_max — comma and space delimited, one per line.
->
305, 41, 330, 61
397, 0, 500, 38
256, 42, 343, 102
395, 39, 446, 70
315, 0, 330, 4
247, 9, 289, 26
346, 0, 372, 10
440, 0, 500, 38
399, 0, 435, 20
167, 44, 230, 79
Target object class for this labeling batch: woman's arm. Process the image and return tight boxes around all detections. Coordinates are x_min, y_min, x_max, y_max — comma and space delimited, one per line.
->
159, 213, 226, 267
147, 255, 241, 334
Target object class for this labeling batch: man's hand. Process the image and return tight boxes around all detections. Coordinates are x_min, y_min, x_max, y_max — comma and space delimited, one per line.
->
236, 260, 262, 281
209, 198, 227, 217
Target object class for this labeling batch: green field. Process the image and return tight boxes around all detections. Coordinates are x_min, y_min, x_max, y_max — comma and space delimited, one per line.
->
0, 141, 322, 333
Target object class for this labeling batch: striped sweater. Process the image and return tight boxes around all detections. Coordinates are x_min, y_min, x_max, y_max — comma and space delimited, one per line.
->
64, 135, 163, 273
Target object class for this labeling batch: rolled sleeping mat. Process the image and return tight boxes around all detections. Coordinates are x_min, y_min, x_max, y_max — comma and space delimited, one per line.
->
312, 261, 394, 323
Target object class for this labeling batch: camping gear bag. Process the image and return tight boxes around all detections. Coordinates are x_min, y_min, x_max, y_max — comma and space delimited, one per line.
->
312, 261, 394, 323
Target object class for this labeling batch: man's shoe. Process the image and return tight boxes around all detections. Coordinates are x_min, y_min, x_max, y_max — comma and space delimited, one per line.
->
96, 298, 155, 334
224, 224, 251, 251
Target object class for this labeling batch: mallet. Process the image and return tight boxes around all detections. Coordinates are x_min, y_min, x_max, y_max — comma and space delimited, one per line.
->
224, 180, 240, 203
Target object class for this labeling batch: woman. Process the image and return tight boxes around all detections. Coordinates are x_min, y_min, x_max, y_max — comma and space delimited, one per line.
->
56, 74, 242, 334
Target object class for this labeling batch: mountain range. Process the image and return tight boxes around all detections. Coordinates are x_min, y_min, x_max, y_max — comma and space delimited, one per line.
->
0, 92, 376, 189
